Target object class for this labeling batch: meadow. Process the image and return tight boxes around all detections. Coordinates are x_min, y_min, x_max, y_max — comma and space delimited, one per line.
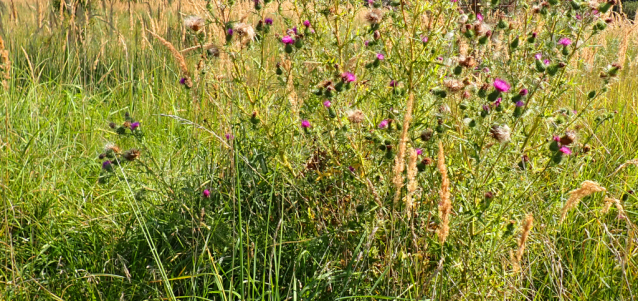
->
1, 0, 638, 300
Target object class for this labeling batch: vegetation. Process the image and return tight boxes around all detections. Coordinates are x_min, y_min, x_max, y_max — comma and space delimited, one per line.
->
1, 0, 637, 300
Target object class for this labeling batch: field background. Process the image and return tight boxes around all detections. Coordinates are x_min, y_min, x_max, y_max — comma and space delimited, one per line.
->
2, 0, 638, 300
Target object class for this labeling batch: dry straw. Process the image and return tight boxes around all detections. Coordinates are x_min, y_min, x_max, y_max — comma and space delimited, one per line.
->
437, 141, 451, 244
392, 92, 415, 204
405, 148, 419, 212
560, 180, 606, 223
512, 214, 534, 272
0, 35, 10, 90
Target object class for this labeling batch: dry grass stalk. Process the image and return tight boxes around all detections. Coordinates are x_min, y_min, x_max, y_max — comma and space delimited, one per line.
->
513, 214, 534, 272
405, 148, 419, 212
602, 197, 627, 219
608, 159, 638, 176
147, 30, 192, 88
560, 180, 606, 223
437, 141, 451, 244
0, 35, 10, 90
392, 92, 415, 204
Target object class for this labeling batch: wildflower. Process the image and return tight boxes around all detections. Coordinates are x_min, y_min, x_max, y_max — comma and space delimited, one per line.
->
184, 16, 205, 32
389, 80, 398, 87
281, 35, 295, 44
226, 28, 234, 36
130, 122, 140, 131
493, 78, 511, 92
180, 77, 187, 85
477, 13, 483, 21
376, 53, 385, 60
416, 148, 423, 155
348, 166, 355, 172
516, 101, 525, 107
421, 35, 429, 44
301, 120, 311, 128
323, 100, 331, 108
364, 40, 370, 46
543, 59, 551, 65
378, 119, 389, 129
490, 124, 511, 143
519, 89, 529, 96
203, 189, 211, 198
559, 37, 572, 46
347, 109, 365, 124
225, 133, 234, 140
342, 72, 356, 83
303, 20, 311, 27
265, 18, 273, 25
102, 160, 112, 170
494, 97, 502, 107
123, 149, 141, 161
534, 53, 542, 60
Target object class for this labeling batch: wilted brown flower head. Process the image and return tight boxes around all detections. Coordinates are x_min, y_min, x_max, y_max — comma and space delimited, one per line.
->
443, 79, 464, 92
559, 130, 576, 146
184, 16, 205, 32
347, 109, 365, 124
123, 149, 141, 161
490, 124, 511, 143
365, 9, 384, 25
459, 56, 477, 68
421, 128, 434, 141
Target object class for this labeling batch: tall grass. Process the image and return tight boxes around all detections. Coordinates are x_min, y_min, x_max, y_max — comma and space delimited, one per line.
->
1, 1, 638, 300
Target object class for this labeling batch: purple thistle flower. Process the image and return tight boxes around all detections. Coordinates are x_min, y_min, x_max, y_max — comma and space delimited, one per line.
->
476, 13, 483, 21
575, 14, 582, 20
494, 97, 502, 107
376, 53, 385, 60
515, 100, 525, 107
102, 160, 112, 170
378, 119, 389, 129
301, 120, 311, 128
323, 100, 331, 108
225, 133, 234, 140
292, 27, 299, 35
534, 53, 542, 60
348, 166, 355, 172
416, 148, 423, 155
482, 104, 491, 112
553, 135, 561, 142
281, 35, 295, 44
389, 80, 397, 87
265, 18, 273, 25
365, 40, 370, 46
532, 32, 538, 38
493, 78, 511, 93
483, 67, 490, 73
180, 78, 187, 85
342, 72, 356, 83
203, 189, 211, 198
543, 59, 551, 65
421, 35, 429, 43
559, 146, 572, 155
227, 28, 234, 36
437, 56, 443, 61
559, 37, 572, 46
303, 20, 311, 27
519, 89, 529, 96
130, 122, 140, 131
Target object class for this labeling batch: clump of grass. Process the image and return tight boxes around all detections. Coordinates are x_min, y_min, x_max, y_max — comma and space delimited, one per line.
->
437, 141, 451, 244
